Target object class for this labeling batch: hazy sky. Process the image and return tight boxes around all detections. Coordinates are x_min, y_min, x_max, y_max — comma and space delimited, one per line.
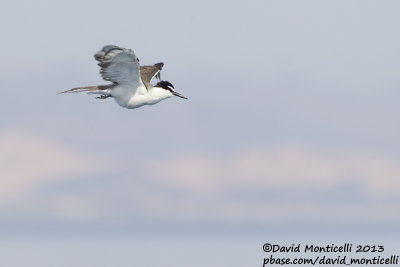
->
0, 0, 399, 239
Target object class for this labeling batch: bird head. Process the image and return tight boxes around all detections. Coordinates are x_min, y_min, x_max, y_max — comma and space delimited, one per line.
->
156, 81, 188, 99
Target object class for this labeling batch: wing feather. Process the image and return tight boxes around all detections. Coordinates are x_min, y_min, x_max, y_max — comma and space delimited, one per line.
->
140, 63, 164, 83
140, 63, 164, 90
94, 45, 143, 87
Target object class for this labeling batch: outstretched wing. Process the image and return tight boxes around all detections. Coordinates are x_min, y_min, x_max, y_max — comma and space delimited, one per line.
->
140, 63, 164, 90
140, 63, 164, 83
94, 45, 144, 88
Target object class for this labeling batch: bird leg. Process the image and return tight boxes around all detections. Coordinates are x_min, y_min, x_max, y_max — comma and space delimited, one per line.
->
96, 95, 111, 99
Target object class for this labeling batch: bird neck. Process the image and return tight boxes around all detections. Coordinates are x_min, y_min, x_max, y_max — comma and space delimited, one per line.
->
149, 87, 172, 101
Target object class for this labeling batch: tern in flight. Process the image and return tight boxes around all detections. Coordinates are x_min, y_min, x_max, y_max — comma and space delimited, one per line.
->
60, 45, 187, 109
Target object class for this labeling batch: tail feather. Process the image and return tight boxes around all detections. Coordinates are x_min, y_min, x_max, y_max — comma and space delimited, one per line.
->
58, 85, 114, 95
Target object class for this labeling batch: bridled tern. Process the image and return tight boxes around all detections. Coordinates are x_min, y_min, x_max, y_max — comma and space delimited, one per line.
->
59, 45, 187, 109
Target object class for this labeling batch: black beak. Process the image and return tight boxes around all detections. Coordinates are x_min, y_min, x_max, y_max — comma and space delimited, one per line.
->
172, 91, 188, 99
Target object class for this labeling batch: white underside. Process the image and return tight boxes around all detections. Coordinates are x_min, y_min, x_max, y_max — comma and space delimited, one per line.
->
110, 84, 173, 109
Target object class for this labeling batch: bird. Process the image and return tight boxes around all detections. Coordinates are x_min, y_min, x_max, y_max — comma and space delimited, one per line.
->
59, 45, 187, 109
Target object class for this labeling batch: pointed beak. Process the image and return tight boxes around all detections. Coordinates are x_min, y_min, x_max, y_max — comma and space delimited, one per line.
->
172, 91, 188, 99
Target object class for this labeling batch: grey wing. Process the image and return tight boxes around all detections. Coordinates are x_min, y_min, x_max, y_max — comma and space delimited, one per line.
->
94, 45, 144, 87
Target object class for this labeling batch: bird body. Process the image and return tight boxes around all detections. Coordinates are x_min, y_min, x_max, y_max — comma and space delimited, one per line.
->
60, 45, 187, 109
112, 84, 174, 108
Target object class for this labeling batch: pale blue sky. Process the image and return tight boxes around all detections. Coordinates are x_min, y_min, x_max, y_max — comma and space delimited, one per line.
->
0, 1, 399, 262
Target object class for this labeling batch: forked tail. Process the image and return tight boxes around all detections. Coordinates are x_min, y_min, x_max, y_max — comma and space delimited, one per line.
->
58, 84, 114, 96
